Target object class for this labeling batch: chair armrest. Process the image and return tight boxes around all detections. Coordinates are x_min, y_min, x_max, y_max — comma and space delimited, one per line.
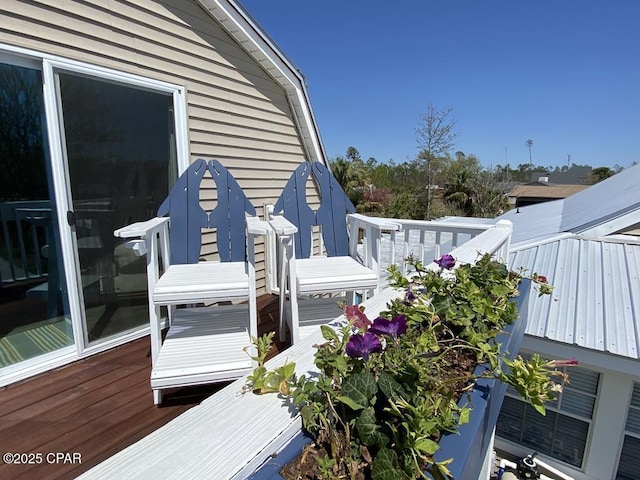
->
269, 215, 298, 235
347, 213, 402, 232
114, 217, 169, 239
246, 216, 271, 235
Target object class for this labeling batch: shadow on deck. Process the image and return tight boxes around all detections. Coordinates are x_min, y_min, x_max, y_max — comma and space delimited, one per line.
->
0, 293, 295, 480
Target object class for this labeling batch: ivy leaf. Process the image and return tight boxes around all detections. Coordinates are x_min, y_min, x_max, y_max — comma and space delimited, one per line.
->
355, 406, 389, 447
341, 371, 378, 409
377, 371, 409, 401
372, 447, 407, 480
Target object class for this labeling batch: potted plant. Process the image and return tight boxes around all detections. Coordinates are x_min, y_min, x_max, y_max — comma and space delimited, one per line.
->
247, 253, 567, 479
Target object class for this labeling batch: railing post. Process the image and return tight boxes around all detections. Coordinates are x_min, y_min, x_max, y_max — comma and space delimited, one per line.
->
495, 220, 513, 264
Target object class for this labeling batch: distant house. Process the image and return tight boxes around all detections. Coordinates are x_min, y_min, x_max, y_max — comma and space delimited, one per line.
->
507, 165, 593, 208
0, 0, 326, 386
507, 182, 590, 208
496, 164, 640, 480
530, 165, 593, 185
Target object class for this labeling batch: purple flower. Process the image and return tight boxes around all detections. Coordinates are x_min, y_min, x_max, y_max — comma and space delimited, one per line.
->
369, 315, 408, 340
434, 254, 456, 270
345, 332, 382, 361
404, 289, 416, 305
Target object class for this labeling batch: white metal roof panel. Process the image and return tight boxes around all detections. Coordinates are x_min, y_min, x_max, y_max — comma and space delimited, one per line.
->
499, 199, 565, 244
510, 235, 640, 359
561, 163, 640, 234
501, 163, 640, 245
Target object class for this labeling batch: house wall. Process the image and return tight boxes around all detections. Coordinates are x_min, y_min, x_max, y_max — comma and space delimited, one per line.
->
0, 0, 320, 292
496, 336, 640, 480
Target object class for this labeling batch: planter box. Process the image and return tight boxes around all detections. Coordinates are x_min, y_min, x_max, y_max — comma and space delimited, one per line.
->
249, 280, 532, 480
433, 279, 531, 479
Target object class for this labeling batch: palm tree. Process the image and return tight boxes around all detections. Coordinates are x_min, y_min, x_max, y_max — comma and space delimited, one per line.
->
526, 139, 533, 166
330, 157, 367, 206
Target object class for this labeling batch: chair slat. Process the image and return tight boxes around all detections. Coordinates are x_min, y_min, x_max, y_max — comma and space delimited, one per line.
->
313, 162, 354, 257
208, 159, 256, 262
274, 162, 315, 259
157, 159, 209, 264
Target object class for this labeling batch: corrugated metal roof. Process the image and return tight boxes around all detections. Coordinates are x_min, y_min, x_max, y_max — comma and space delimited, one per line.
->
561, 163, 640, 233
510, 235, 640, 359
500, 163, 640, 244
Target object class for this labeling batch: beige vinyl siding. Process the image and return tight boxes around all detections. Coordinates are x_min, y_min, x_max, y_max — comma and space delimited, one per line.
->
0, 0, 322, 292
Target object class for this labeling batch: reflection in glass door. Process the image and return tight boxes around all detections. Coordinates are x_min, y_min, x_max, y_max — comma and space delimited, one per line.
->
0, 62, 73, 368
56, 72, 176, 344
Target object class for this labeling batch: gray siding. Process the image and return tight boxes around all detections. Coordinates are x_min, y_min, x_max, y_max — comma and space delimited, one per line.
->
0, 0, 321, 291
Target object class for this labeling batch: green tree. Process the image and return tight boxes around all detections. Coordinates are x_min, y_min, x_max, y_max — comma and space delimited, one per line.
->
443, 154, 507, 218
329, 148, 368, 207
415, 103, 458, 219
589, 166, 615, 184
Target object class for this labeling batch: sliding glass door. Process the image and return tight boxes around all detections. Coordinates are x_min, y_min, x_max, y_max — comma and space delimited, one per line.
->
0, 50, 187, 380
55, 72, 177, 344
0, 61, 73, 367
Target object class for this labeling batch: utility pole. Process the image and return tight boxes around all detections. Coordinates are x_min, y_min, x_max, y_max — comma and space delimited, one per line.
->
526, 139, 533, 166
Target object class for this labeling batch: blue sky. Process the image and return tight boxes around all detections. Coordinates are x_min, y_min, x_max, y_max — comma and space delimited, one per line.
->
239, 1, 640, 170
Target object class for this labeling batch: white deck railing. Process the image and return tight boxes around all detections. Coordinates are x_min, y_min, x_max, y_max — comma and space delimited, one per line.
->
78, 219, 513, 480
0, 200, 52, 284
349, 215, 511, 287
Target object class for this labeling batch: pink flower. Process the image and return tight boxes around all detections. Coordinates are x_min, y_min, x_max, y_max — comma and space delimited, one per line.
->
547, 358, 578, 367
344, 305, 372, 329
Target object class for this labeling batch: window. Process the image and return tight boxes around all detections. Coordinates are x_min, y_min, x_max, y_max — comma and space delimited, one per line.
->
616, 382, 640, 480
496, 364, 599, 468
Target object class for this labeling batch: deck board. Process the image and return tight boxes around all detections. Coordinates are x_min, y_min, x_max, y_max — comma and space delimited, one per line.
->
0, 294, 286, 480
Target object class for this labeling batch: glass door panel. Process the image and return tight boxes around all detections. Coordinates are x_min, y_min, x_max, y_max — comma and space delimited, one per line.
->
57, 72, 175, 344
0, 62, 73, 367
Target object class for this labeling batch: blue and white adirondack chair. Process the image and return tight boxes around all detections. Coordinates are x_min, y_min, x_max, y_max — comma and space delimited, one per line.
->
269, 161, 401, 344
114, 159, 269, 405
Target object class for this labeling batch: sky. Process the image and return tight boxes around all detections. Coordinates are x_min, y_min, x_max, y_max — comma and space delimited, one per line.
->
239, 1, 640, 170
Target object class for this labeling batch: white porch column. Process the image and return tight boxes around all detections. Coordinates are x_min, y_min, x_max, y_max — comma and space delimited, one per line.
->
583, 370, 632, 480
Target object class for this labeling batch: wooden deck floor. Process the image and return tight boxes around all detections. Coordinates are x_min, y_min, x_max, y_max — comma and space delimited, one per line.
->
0, 294, 288, 480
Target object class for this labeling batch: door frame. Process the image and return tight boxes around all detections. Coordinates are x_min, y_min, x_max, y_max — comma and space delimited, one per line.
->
0, 42, 190, 385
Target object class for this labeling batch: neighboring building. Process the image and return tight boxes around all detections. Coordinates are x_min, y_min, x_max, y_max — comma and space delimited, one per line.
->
508, 165, 593, 208
496, 164, 640, 480
507, 182, 589, 208
530, 165, 593, 185
0, 0, 325, 386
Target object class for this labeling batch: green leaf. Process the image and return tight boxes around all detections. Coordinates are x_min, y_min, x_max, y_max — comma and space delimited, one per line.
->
320, 324, 339, 342
279, 362, 296, 379
459, 407, 471, 425
336, 395, 365, 411
372, 447, 407, 480
532, 402, 546, 416
414, 437, 440, 455
341, 371, 378, 409
355, 406, 389, 447
377, 371, 409, 401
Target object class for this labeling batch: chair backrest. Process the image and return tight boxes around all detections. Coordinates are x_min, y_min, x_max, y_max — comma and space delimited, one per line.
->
274, 161, 354, 259
157, 159, 255, 264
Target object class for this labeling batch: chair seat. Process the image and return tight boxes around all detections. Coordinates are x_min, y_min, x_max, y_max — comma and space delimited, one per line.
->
295, 256, 379, 294
151, 305, 253, 389
153, 262, 250, 305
